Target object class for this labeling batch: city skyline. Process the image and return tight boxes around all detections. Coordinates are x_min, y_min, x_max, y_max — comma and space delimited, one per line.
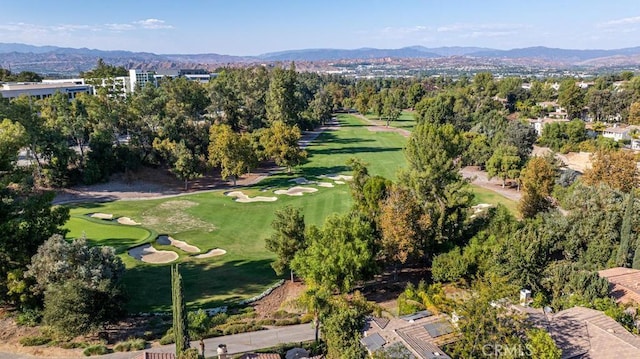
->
1, 0, 640, 55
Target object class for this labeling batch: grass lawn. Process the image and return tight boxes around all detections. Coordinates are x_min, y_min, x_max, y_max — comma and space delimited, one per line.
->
62, 114, 518, 313
469, 185, 519, 217
63, 114, 407, 313
366, 110, 417, 132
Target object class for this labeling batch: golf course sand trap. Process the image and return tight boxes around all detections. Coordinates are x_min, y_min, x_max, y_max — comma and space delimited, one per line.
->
90, 213, 114, 220
157, 235, 200, 253
322, 174, 354, 181
128, 244, 178, 264
117, 217, 141, 225
317, 182, 334, 188
226, 191, 278, 203
289, 177, 315, 185
334, 180, 346, 184
472, 203, 493, 213
274, 186, 318, 196
195, 248, 227, 258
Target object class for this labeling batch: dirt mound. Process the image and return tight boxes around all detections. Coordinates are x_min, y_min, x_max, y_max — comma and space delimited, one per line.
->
253, 281, 307, 317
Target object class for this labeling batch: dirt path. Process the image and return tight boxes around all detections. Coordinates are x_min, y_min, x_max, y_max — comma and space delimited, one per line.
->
53, 121, 338, 205
461, 166, 522, 202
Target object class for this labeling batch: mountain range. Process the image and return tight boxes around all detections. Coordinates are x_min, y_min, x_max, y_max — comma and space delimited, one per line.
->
1, 42, 640, 74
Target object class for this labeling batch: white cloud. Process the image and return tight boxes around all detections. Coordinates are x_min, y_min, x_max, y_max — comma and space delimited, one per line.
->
599, 15, 640, 27
134, 18, 173, 30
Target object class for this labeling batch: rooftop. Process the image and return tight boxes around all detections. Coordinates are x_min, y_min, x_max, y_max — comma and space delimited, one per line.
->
599, 267, 640, 305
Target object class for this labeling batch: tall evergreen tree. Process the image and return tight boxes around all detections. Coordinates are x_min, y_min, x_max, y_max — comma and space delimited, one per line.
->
172, 264, 190, 356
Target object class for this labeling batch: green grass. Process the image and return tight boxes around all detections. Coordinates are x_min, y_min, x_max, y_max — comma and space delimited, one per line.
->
470, 185, 519, 216
63, 114, 407, 313
366, 110, 417, 131
62, 114, 518, 313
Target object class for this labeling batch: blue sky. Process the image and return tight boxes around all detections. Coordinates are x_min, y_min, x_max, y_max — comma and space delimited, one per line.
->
1, 0, 640, 55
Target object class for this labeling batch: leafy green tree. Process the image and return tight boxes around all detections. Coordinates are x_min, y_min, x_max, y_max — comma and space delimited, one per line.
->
208, 124, 256, 185
527, 328, 561, 359
0, 118, 27, 171
464, 132, 492, 168
519, 155, 558, 218
172, 264, 190, 356
310, 88, 333, 125
487, 144, 521, 188
297, 286, 331, 343
321, 293, 371, 359
406, 82, 425, 109
266, 64, 300, 126
558, 79, 585, 120
260, 120, 306, 173
501, 120, 537, 162
617, 191, 635, 267
79, 58, 127, 78
33, 235, 126, 337
291, 213, 377, 293
172, 141, 204, 190
382, 89, 402, 126
0, 187, 69, 304
265, 206, 306, 282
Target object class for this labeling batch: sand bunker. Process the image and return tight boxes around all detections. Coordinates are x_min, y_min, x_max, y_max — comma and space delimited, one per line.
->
128, 244, 178, 264
274, 186, 318, 196
117, 217, 141, 225
317, 182, 334, 188
157, 235, 200, 253
195, 248, 227, 258
472, 203, 493, 213
226, 191, 278, 203
322, 174, 353, 181
334, 180, 346, 184
90, 213, 113, 220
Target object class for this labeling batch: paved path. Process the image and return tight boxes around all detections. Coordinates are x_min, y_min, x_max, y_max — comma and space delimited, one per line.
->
0, 323, 315, 359
461, 166, 522, 202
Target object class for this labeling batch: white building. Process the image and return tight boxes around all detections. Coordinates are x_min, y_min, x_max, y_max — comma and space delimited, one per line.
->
128, 69, 157, 93
0, 82, 93, 100
602, 124, 640, 142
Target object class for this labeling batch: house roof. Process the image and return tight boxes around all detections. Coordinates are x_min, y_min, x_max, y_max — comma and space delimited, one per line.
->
598, 267, 640, 305
550, 306, 640, 359
239, 353, 281, 359
361, 332, 386, 352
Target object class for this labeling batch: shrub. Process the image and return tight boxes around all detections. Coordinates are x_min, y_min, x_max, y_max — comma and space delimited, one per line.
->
19, 336, 51, 346
159, 333, 174, 345
113, 338, 146, 352
209, 313, 228, 327
16, 309, 42, 327
274, 317, 300, 326
272, 310, 296, 319
256, 319, 276, 326
300, 313, 314, 324
83, 344, 108, 356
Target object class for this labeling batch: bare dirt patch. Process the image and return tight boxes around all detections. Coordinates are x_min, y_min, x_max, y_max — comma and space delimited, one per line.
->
128, 244, 178, 264
274, 186, 318, 196
194, 248, 227, 258
157, 235, 200, 253
142, 200, 216, 233
252, 281, 307, 317
226, 191, 278, 203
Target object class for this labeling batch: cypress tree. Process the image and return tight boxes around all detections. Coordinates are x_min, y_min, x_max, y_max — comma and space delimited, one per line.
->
172, 264, 190, 355
618, 191, 634, 267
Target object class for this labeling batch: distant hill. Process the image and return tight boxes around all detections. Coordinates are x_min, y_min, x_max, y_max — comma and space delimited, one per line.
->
258, 47, 440, 61
3, 42, 640, 74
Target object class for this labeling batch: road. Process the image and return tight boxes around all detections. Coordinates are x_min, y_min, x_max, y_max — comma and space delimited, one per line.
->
0, 323, 315, 359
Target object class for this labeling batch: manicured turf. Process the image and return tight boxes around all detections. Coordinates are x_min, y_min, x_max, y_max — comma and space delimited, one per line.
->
469, 185, 519, 217
63, 114, 407, 313
62, 114, 518, 313
366, 110, 417, 131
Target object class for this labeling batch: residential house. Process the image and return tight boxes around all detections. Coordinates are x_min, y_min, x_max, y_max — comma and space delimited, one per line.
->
599, 267, 640, 305
529, 117, 570, 136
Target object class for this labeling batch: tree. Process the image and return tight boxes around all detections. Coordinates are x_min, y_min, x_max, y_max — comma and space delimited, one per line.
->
266, 64, 300, 126
321, 293, 371, 359
31, 235, 126, 337
406, 82, 425, 109
629, 102, 640, 125
382, 89, 402, 126
79, 58, 127, 78
297, 286, 331, 343
265, 206, 306, 282
582, 150, 639, 192
558, 79, 585, 120
0, 118, 27, 171
487, 144, 522, 188
260, 120, 306, 173
0, 187, 69, 304
527, 328, 561, 359
172, 264, 190, 356
617, 191, 635, 267
208, 124, 256, 185
379, 185, 424, 277
502, 120, 537, 162
310, 88, 333, 125
519, 155, 558, 218
291, 213, 377, 293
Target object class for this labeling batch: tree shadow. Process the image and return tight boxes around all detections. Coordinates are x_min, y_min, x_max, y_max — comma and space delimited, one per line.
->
122, 259, 280, 313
